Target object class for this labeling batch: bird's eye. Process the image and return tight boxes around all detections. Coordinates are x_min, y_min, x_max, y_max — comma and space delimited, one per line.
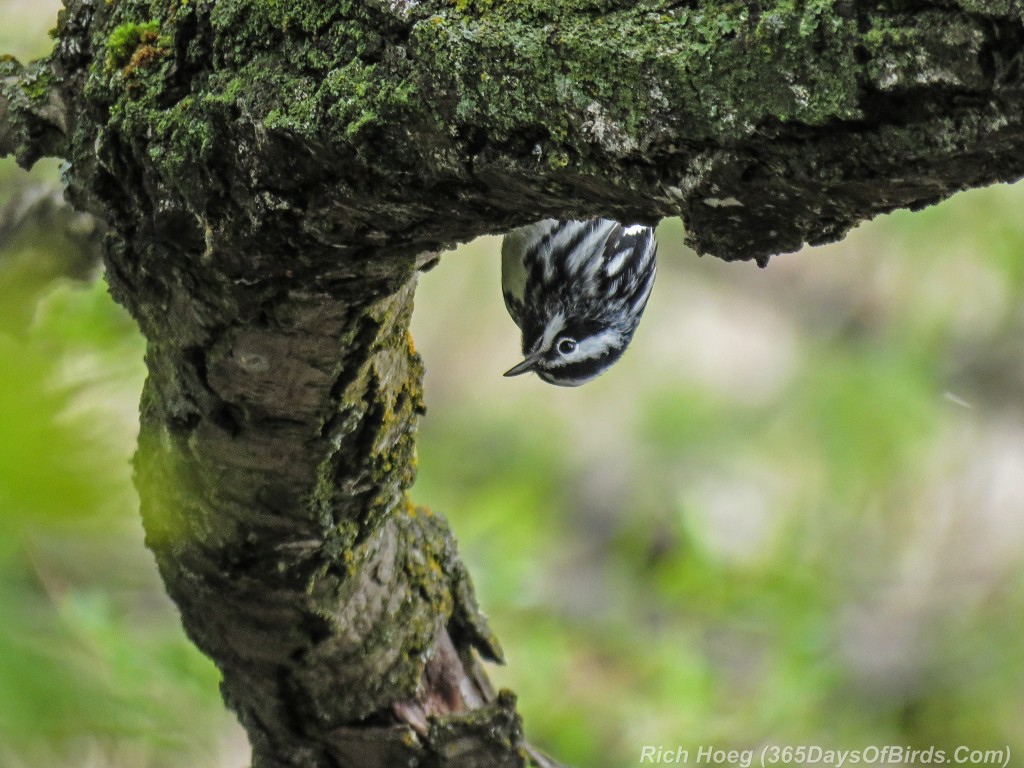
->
557, 338, 577, 355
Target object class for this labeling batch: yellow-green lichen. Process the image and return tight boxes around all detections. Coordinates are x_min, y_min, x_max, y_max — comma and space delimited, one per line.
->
19, 67, 53, 101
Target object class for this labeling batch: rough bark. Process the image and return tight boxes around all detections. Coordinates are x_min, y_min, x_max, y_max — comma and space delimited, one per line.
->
3, 1, 1024, 766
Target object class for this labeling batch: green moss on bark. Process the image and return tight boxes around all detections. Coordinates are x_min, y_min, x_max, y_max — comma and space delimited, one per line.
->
70, 0, 870, 242
105, 20, 163, 71
413, 1, 861, 158
864, 11, 988, 91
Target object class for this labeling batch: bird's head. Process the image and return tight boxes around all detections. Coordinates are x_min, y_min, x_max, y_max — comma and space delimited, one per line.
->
504, 315, 628, 387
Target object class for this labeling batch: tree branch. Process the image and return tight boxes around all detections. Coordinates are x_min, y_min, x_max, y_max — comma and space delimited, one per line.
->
7, 1, 1024, 766
0, 58, 67, 167
132, 276, 519, 766
42, 1, 1024, 266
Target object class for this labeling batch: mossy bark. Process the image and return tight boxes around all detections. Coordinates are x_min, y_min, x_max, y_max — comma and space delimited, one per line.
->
3, 1, 1024, 766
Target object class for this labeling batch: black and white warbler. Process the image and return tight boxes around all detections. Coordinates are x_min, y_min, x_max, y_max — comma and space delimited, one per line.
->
501, 218, 657, 387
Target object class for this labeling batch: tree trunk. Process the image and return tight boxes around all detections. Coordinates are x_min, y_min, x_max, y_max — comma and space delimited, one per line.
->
3, 1, 1024, 765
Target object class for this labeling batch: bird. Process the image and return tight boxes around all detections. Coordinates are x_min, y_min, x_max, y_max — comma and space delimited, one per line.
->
501, 218, 657, 386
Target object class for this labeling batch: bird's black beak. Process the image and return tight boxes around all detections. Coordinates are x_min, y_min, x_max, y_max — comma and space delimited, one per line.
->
503, 353, 542, 378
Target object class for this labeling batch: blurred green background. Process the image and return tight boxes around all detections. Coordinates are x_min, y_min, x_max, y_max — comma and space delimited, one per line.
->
4, 2, 1024, 766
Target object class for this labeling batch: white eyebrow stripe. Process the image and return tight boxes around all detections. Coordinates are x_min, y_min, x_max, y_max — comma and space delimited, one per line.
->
574, 329, 620, 360
623, 224, 646, 235
553, 328, 620, 365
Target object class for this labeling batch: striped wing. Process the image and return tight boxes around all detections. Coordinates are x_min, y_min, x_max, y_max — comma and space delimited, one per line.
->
500, 219, 560, 327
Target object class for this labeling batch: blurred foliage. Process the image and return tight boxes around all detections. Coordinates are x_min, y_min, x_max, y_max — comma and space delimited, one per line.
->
4, 2, 1024, 766
412, 185, 1024, 766
0, 166, 237, 765
1, 4, 237, 759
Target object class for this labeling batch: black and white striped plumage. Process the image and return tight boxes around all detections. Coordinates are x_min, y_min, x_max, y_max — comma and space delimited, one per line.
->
501, 218, 657, 387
